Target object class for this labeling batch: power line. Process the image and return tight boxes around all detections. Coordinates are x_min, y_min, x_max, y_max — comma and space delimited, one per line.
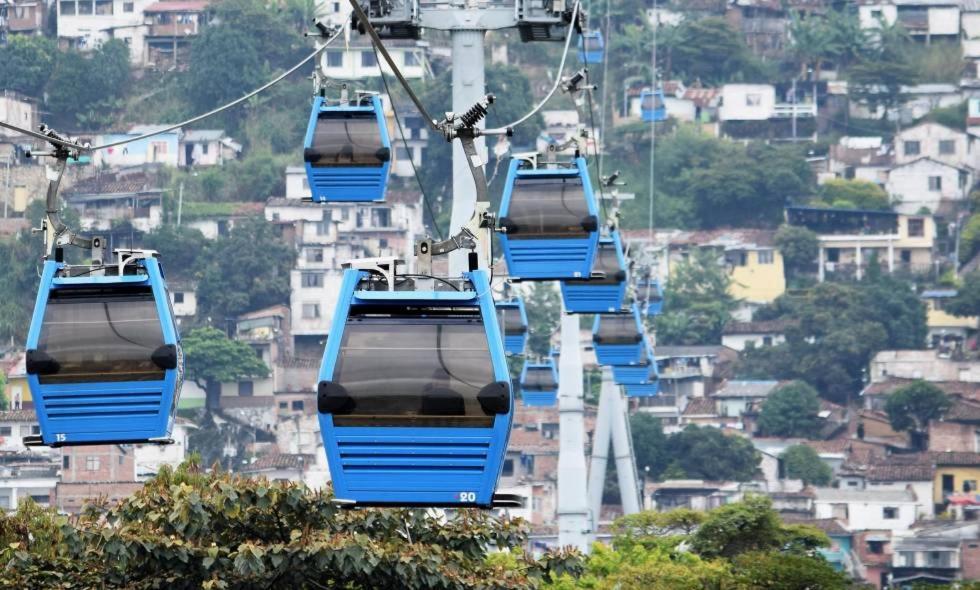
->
0, 23, 348, 153
374, 45, 445, 240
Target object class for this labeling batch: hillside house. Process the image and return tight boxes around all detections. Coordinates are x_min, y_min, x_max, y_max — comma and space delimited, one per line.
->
827, 136, 893, 184
813, 488, 920, 532
57, 0, 154, 63
143, 0, 210, 69
858, 0, 960, 42
921, 289, 978, 352
179, 129, 240, 167
886, 157, 973, 215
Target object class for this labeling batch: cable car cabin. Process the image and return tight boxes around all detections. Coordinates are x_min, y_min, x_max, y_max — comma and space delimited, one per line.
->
495, 297, 528, 356
640, 89, 667, 122
520, 359, 558, 407
498, 157, 599, 280
560, 231, 628, 313
25, 256, 182, 447
316, 268, 512, 508
592, 305, 645, 366
303, 94, 391, 203
611, 341, 654, 385
577, 30, 604, 64
624, 359, 661, 398
636, 278, 664, 316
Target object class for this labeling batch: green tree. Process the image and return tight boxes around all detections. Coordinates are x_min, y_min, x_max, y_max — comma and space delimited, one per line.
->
731, 551, 847, 590
662, 18, 769, 84
185, 24, 265, 117
654, 249, 735, 345
46, 41, 131, 127
946, 271, 980, 316
848, 22, 920, 123
195, 218, 294, 322
0, 460, 582, 588
0, 35, 58, 97
689, 496, 827, 560
524, 282, 560, 357
141, 225, 210, 282
630, 413, 669, 479
182, 326, 269, 409
665, 425, 760, 482
781, 445, 833, 486
885, 380, 951, 450
816, 179, 890, 210
957, 215, 980, 265
757, 381, 822, 438
774, 224, 818, 279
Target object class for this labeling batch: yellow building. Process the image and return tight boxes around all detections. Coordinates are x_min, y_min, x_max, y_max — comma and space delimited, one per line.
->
934, 452, 980, 507
1, 353, 31, 410
921, 289, 978, 350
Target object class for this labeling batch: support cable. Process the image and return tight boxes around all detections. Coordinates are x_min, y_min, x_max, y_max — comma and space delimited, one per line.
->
0, 23, 348, 153
374, 45, 445, 240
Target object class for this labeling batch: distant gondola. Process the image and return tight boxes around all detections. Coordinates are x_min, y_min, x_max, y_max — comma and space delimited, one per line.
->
560, 231, 628, 313
520, 359, 559, 407
577, 30, 604, 64
303, 94, 391, 202
593, 304, 645, 366
640, 88, 666, 122
495, 297, 528, 356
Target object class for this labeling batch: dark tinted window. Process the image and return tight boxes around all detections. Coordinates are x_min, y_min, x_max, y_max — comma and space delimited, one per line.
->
567, 240, 623, 285
331, 311, 496, 427
38, 286, 166, 384
595, 313, 641, 344
583, 35, 602, 53
641, 93, 664, 110
523, 367, 557, 390
506, 176, 590, 239
638, 280, 662, 303
309, 112, 384, 167
497, 305, 525, 335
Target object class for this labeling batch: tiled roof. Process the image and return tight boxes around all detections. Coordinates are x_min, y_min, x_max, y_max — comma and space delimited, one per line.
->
0, 410, 36, 422
712, 380, 780, 398
240, 453, 314, 472
944, 399, 980, 423
782, 517, 849, 536
654, 345, 724, 358
722, 319, 795, 335
863, 378, 980, 401
865, 463, 934, 482
144, 1, 209, 12
932, 451, 980, 466
683, 397, 717, 416
803, 439, 851, 454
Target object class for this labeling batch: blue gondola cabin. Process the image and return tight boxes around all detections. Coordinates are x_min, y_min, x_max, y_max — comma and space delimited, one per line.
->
495, 297, 528, 356
640, 88, 666, 122
593, 305, 645, 366
520, 359, 558, 407
577, 30, 604, 64
561, 230, 628, 313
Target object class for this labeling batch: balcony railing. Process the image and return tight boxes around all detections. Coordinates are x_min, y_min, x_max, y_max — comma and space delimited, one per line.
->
149, 22, 200, 37
772, 103, 817, 119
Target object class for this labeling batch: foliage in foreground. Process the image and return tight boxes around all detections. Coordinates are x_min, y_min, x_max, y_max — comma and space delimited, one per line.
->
547, 496, 846, 590
0, 460, 580, 589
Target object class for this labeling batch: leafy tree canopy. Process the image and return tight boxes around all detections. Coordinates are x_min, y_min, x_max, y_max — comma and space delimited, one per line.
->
664, 425, 760, 482
654, 249, 735, 345
662, 18, 770, 85
946, 271, 980, 317
0, 35, 59, 97
757, 381, 822, 438
0, 460, 582, 588
524, 282, 560, 357
774, 224, 818, 278
781, 445, 833, 487
885, 380, 951, 448
630, 413, 669, 479
182, 326, 269, 409
815, 179, 890, 210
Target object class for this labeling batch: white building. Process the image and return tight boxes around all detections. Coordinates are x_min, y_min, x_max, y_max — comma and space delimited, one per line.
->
0, 410, 42, 452
179, 129, 241, 168
827, 136, 893, 185
0, 463, 58, 509
390, 105, 429, 178
813, 488, 920, 532
0, 91, 36, 140
133, 418, 194, 480
886, 157, 973, 215
535, 109, 600, 155
895, 122, 978, 170
858, 0, 960, 40
719, 84, 777, 121
56, 0, 154, 64
318, 38, 429, 81
94, 126, 181, 168
268, 167, 424, 356
168, 281, 197, 322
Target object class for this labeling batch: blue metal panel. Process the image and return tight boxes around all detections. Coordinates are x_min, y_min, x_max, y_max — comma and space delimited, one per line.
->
498, 157, 600, 279
641, 89, 667, 122
495, 297, 528, 356
27, 258, 182, 446
577, 30, 604, 64
593, 304, 645, 366
303, 95, 391, 203
560, 231, 628, 313
317, 269, 512, 507
623, 346, 661, 398
519, 359, 558, 407
637, 278, 664, 316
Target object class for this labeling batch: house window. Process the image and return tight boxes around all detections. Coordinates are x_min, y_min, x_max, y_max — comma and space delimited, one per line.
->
371, 208, 391, 227
404, 51, 420, 67
306, 248, 324, 263
123, 1, 133, 11
965, 480, 977, 492
94, 0, 112, 15
907, 218, 925, 237
868, 540, 884, 554
395, 146, 411, 161
326, 51, 343, 67
63, 456, 70, 469
762, 336, 773, 346
333, 1, 339, 10
314, 220, 330, 236
0, 426, 11, 436
302, 303, 321, 319
202, 142, 209, 155
78, 0, 92, 14
928, 176, 942, 191
757, 250, 774, 264
361, 52, 377, 67
826, 248, 840, 263
291, 400, 304, 411
974, 429, 980, 452
883, 507, 898, 519
939, 139, 956, 155
86, 456, 100, 471
238, 381, 253, 396
904, 140, 921, 156
59, 1, 75, 14
279, 401, 288, 409
870, 8, 882, 19
301, 272, 324, 288
745, 93, 761, 106
502, 458, 514, 477
174, 292, 185, 304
